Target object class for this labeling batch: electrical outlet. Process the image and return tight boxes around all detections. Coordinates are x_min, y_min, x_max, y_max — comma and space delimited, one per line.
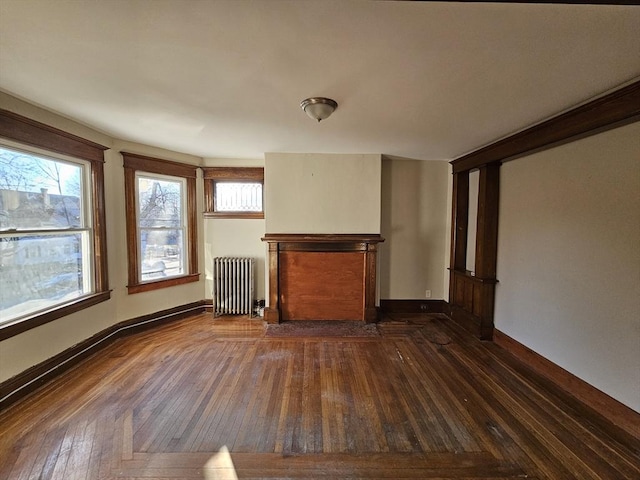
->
425, 289, 432, 298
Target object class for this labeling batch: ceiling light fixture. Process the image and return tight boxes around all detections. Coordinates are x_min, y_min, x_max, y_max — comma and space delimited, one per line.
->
300, 97, 338, 122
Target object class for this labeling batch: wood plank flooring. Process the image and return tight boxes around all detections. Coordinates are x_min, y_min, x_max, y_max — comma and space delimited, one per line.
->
1, 313, 638, 479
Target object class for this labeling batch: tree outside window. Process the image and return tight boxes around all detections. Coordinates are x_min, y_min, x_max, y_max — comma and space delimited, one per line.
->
0, 109, 109, 340
122, 152, 199, 294
137, 174, 185, 281
0, 147, 93, 324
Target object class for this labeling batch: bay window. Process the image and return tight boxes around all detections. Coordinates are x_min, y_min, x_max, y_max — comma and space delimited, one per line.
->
0, 147, 94, 322
122, 152, 199, 294
0, 109, 110, 339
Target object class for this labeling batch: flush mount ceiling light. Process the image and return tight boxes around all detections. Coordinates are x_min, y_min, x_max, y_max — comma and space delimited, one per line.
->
300, 97, 338, 122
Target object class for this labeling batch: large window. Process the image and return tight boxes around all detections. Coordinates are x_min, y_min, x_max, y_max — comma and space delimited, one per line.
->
0, 147, 93, 321
122, 152, 199, 294
0, 109, 109, 339
137, 173, 186, 282
203, 167, 264, 219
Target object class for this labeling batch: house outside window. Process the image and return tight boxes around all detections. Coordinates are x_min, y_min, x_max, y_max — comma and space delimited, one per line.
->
122, 152, 199, 294
0, 147, 94, 325
136, 173, 186, 282
0, 109, 110, 340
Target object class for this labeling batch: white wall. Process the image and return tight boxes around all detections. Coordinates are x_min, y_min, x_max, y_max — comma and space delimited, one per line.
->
264, 153, 382, 234
495, 121, 640, 412
380, 156, 449, 299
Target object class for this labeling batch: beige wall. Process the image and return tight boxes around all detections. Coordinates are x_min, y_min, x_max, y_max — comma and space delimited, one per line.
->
0, 93, 116, 382
380, 156, 449, 299
0, 93, 206, 383
0, 101, 388, 383
5, 87, 636, 417
495, 121, 640, 412
202, 157, 267, 302
263, 152, 382, 307
108, 142, 205, 322
264, 153, 382, 234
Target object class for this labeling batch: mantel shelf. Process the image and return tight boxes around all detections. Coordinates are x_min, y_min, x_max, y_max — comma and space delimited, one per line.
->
262, 233, 384, 244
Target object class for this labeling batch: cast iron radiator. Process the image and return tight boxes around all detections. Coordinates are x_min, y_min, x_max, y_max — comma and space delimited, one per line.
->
212, 257, 255, 316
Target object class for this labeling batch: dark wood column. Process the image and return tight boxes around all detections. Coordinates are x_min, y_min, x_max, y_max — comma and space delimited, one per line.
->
447, 79, 639, 341
449, 165, 500, 340
448, 170, 469, 319
475, 164, 500, 279
474, 164, 500, 339
364, 241, 380, 323
264, 240, 280, 324
449, 170, 470, 292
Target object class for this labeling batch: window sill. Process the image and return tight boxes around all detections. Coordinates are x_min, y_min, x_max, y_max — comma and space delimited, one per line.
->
127, 273, 200, 294
0, 291, 112, 341
204, 211, 264, 219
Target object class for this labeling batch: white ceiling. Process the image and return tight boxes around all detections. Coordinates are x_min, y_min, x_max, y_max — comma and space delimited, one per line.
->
1, 1, 639, 161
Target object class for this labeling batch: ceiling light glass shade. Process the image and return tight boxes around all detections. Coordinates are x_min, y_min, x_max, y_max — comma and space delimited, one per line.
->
300, 97, 338, 122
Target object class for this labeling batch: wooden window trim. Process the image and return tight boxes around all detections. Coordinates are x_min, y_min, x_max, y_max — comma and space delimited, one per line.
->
202, 167, 264, 219
0, 109, 110, 340
122, 152, 199, 294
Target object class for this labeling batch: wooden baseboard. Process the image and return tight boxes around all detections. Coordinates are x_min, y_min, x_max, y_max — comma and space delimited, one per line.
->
380, 299, 449, 314
494, 329, 640, 440
0, 300, 206, 411
203, 298, 214, 313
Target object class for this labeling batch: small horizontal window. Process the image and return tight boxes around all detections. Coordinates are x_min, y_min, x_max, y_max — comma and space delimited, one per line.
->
215, 182, 263, 213
203, 167, 264, 219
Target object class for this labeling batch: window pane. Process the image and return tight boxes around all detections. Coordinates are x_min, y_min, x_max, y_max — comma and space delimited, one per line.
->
0, 146, 93, 325
140, 228, 184, 281
0, 148, 83, 230
0, 233, 91, 323
215, 182, 262, 212
137, 174, 186, 283
137, 177, 183, 228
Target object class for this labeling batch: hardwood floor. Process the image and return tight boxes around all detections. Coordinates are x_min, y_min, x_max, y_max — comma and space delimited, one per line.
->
1, 313, 638, 479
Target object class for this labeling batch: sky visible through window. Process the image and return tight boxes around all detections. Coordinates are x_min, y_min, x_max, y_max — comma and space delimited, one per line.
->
137, 174, 185, 281
0, 146, 90, 323
215, 182, 262, 212
0, 147, 80, 195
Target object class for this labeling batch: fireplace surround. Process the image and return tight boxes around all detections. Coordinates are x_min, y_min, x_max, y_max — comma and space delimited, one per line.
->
261, 234, 384, 323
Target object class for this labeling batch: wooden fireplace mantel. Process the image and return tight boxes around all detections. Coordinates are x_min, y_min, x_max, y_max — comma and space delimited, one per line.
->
261, 234, 384, 324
